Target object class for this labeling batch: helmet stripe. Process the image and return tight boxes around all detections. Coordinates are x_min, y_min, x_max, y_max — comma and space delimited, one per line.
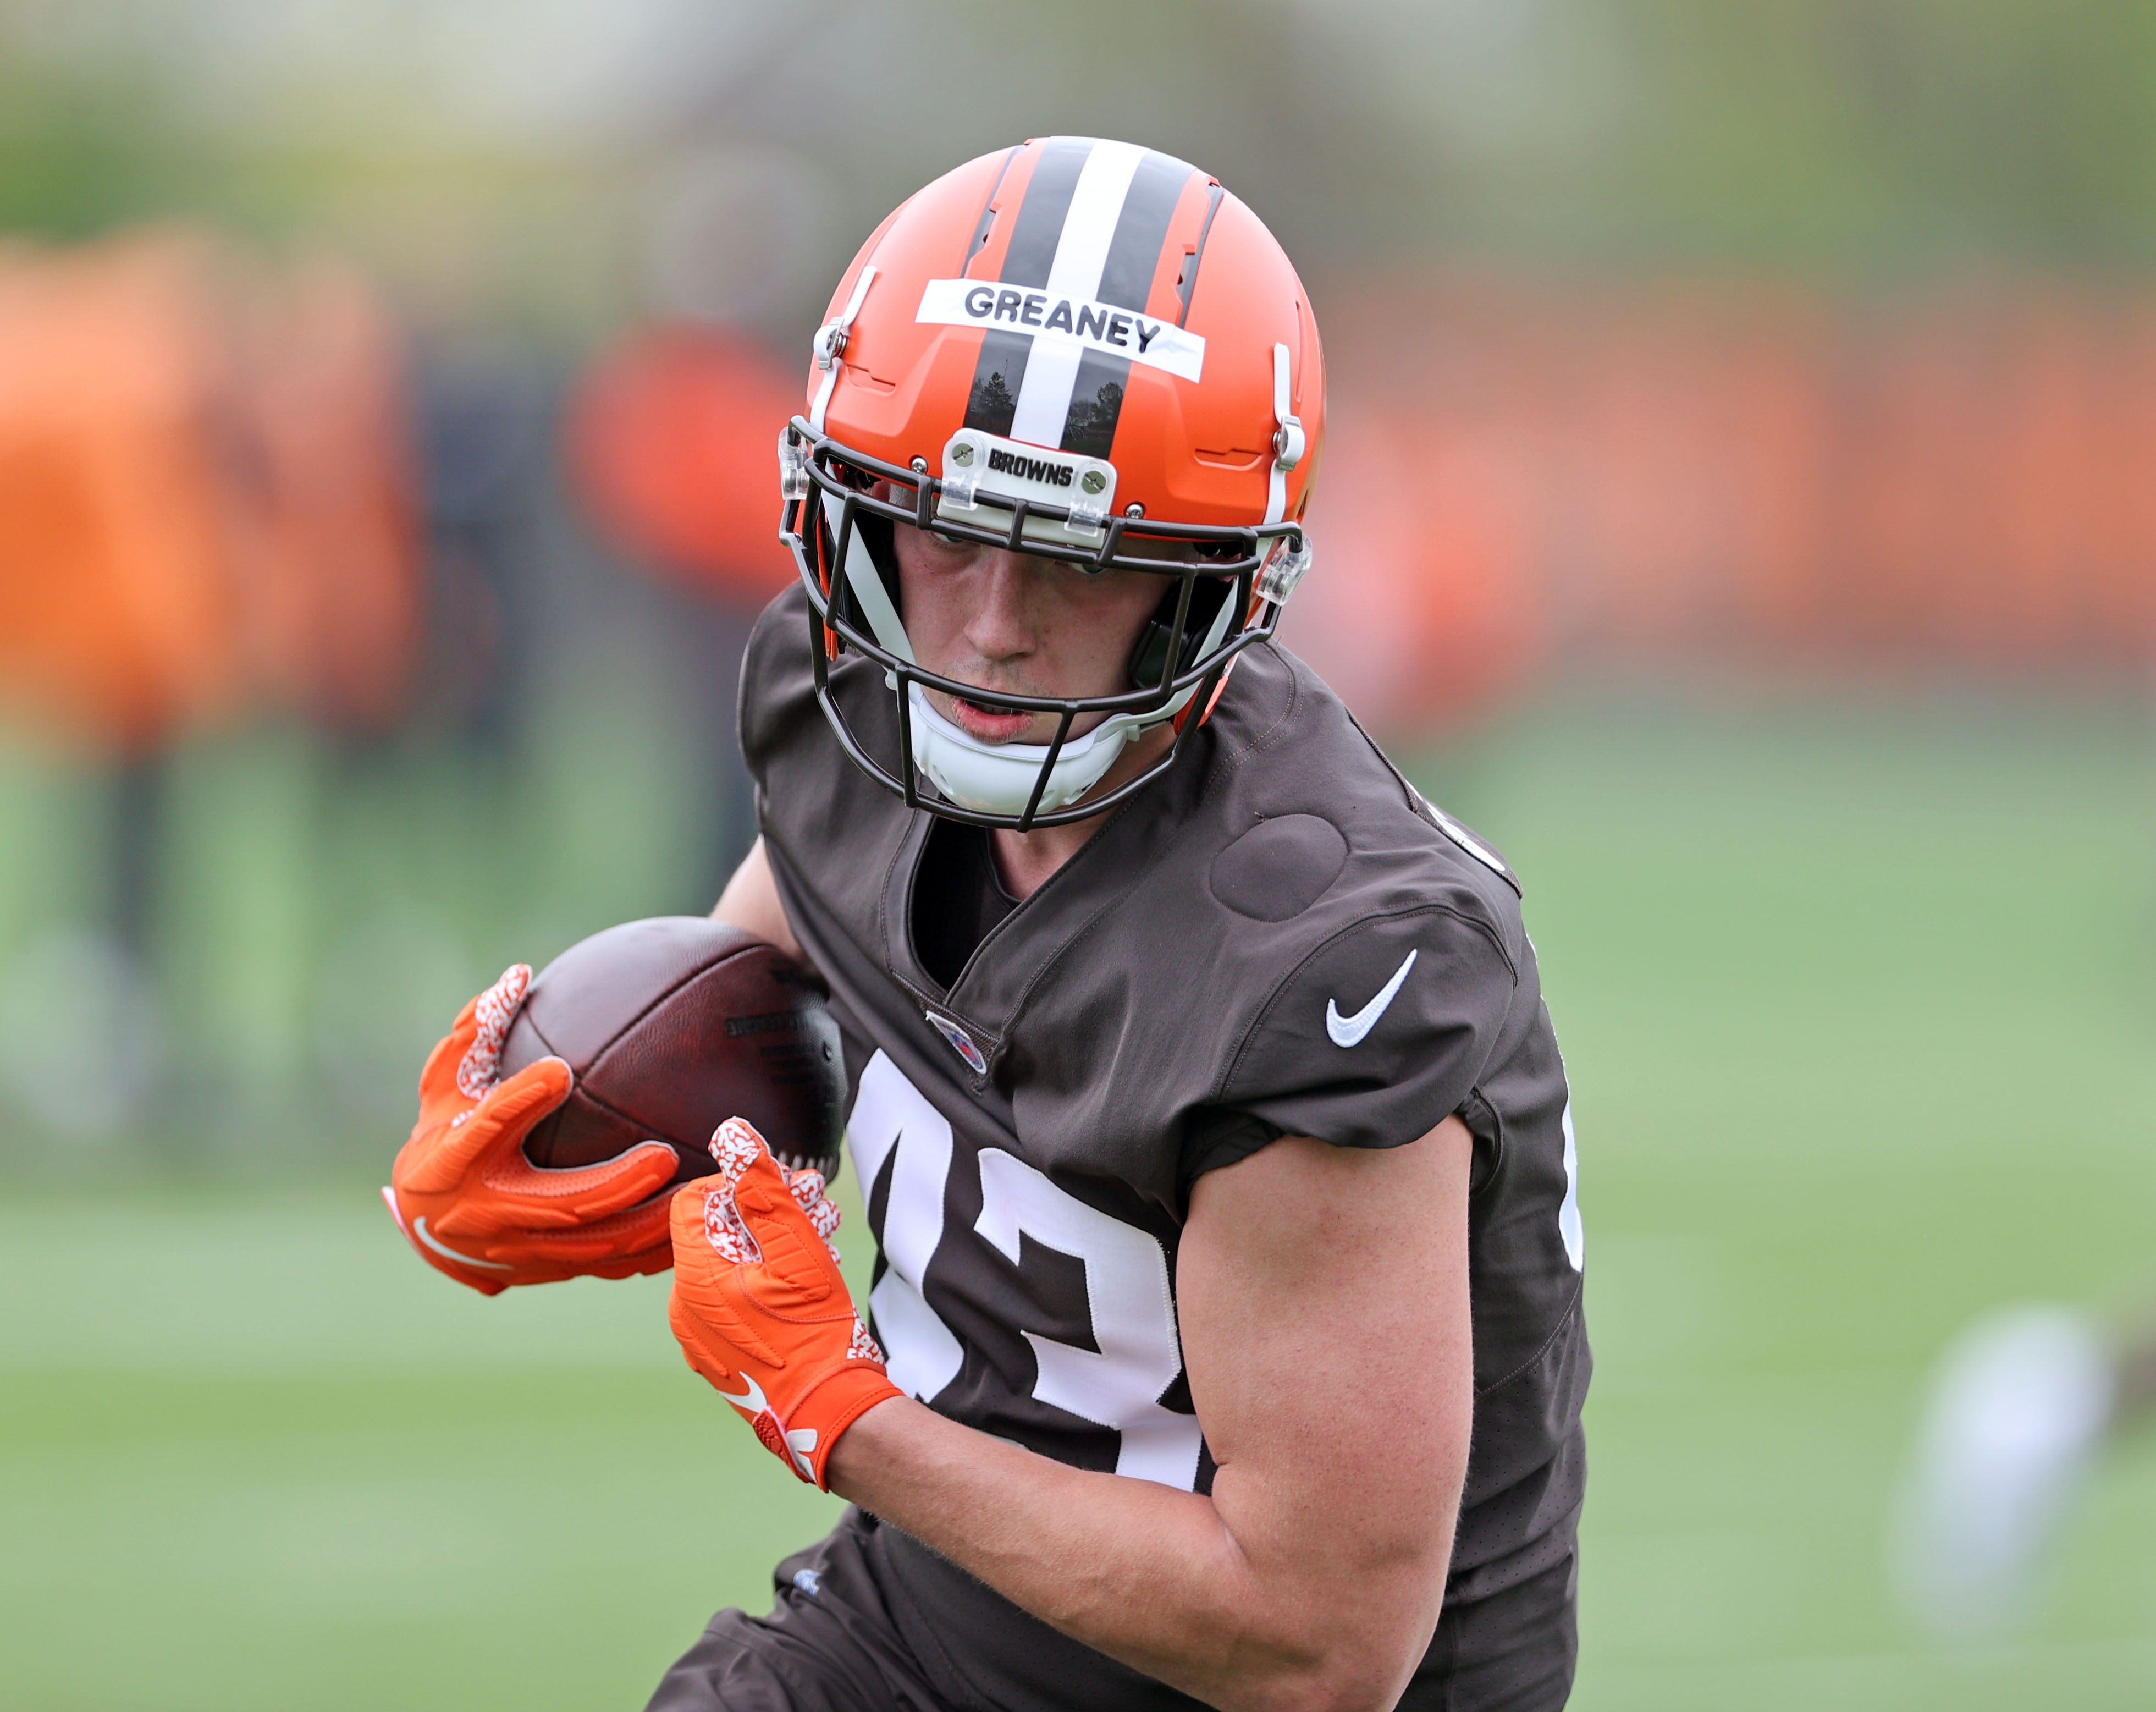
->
965, 329, 1032, 439
997, 136, 1094, 288
1058, 346, 1127, 460
1007, 140, 1145, 445
1054, 148, 1193, 456
962, 137, 1090, 437
1095, 149, 1194, 312
960, 138, 1199, 459
1038, 141, 1148, 300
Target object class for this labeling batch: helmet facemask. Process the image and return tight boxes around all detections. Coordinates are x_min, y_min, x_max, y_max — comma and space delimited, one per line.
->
780, 419, 1309, 831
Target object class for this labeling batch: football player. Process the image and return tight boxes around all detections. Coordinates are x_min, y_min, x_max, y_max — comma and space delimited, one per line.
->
389, 137, 1589, 1710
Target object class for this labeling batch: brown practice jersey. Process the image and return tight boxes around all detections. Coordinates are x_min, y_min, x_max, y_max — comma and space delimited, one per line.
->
741, 582, 1590, 1709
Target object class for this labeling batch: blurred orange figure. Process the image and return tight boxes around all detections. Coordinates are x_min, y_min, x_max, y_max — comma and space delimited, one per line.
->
0, 228, 417, 755
229, 256, 420, 733
1322, 275, 2156, 692
567, 323, 803, 605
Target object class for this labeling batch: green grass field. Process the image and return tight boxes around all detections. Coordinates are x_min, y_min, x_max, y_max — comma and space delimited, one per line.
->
6, 689, 2156, 1710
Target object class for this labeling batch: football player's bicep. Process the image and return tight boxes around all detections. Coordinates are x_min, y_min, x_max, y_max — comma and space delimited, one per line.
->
711, 836, 812, 969
1179, 1119, 1474, 1648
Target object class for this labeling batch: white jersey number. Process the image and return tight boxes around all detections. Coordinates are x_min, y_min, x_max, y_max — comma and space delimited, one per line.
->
846, 1052, 964, 1404
1557, 1098, 1584, 1271
847, 1050, 1202, 1490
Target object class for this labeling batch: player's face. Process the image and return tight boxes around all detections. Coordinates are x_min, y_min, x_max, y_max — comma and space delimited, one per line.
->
891, 522, 1168, 744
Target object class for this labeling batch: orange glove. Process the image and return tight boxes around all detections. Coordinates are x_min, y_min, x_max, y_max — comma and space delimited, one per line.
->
383, 964, 679, 1295
669, 1118, 902, 1488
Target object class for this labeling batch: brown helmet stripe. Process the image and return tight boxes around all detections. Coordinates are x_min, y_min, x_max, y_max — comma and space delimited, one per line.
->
1095, 149, 1194, 311
995, 137, 1094, 289
1058, 347, 1126, 460
962, 138, 1090, 434
965, 331, 1032, 439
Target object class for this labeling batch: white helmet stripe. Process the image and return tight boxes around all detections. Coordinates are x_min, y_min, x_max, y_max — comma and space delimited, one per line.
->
1008, 140, 1146, 445
1044, 141, 1148, 302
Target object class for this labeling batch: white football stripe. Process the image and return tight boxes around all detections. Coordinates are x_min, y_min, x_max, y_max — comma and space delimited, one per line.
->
1044, 140, 1145, 303
1009, 340, 1087, 446
1008, 138, 1145, 448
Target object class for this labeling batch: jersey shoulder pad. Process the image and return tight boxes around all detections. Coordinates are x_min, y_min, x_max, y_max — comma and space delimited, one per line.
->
1213, 889, 1519, 1155
1185, 647, 1530, 1154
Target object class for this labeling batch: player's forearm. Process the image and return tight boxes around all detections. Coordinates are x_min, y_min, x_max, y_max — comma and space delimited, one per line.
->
827, 1397, 1441, 1712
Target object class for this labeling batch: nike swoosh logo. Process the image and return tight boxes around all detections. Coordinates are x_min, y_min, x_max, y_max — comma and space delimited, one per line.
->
412, 1215, 512, 1270
1326, 949, 1419, 1048
715, 1372, 769, 1415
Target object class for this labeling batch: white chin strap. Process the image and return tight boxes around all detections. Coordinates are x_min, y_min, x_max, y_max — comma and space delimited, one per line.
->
907, 594, 1229, 817
823, 492, 1233, 818
907, 686, 1142, 817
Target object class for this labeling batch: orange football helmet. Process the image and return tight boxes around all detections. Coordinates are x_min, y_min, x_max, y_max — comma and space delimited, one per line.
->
778, 137, 1326, 829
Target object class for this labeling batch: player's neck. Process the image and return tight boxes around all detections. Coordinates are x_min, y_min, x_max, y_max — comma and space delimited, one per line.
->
986, 723, 1175, 899
988, 822, 1083, 899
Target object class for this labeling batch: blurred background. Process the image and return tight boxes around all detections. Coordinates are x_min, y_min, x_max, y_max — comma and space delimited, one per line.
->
4, 1, 2155, 1706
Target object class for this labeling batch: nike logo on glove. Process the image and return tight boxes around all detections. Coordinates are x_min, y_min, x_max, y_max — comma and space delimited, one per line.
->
411, 1214, 512, 1270
1326, 949, 1419, 1048
716, 1372, 769, 1414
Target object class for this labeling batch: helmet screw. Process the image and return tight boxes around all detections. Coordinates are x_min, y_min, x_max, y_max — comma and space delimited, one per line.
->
1124, 502, 1145, 519
910, 457, 928, 474
1082, 470, 1107, 494
952, 444, 975, 466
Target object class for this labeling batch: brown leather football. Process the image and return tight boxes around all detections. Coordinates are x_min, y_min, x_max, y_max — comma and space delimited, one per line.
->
501, 916, 845, 1182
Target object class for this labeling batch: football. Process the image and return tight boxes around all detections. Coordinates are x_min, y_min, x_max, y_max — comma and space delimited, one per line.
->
500, 916, 846, 1182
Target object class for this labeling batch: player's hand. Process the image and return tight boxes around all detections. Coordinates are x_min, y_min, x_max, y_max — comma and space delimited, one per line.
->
383, 964, 679, 1295
669, 1118, 902, 1488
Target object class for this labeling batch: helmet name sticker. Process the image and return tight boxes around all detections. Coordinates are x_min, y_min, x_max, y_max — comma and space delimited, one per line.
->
917, 278, 1205, 384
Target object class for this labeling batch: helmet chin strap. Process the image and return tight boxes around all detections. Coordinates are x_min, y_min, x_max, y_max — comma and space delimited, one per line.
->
907, 686, 1138, 817
906, 597, 1234, 818
820, 492, 1236, 817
